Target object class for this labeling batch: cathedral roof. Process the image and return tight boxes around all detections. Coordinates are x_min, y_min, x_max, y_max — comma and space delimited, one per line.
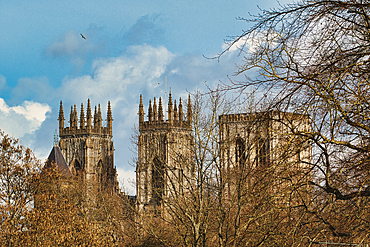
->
44, 146, 72, 176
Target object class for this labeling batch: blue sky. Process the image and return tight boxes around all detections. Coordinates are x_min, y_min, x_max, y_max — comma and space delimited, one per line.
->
0, 0, 288, 194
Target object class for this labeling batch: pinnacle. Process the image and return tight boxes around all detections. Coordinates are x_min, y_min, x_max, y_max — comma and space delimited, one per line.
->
80, 103, 85, 129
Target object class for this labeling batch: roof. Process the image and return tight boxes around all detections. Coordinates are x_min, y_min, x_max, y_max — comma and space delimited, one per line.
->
44, 146, 72, 176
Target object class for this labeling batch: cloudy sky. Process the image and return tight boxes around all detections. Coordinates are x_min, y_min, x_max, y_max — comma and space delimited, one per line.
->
0, 0, 288, 194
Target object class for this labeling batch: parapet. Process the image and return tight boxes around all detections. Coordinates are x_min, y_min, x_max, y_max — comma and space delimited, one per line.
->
219, 111, 310, 123
138, 93, 192, 130
58, 99, 113, 137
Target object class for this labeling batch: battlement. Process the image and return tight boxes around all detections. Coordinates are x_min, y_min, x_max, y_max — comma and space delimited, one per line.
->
219, 111, 310, 123
138, 93, 192, 130
219, 113, 253, 123
58, 99, 113, 137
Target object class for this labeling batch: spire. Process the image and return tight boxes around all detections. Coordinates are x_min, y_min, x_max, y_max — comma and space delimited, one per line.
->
80, 103, 85, 129
148, 99, 153, 122
179, 97, 183, 125
168, 92, 173, 125
153, 97, 157, 121
107, 101, 113, 136
174, 100, 178, 122
187, 94, 192, 125
86, 99, 92, 130
158, 97, 164, 121
139, 94, 144, 123
58, 101, 65, 131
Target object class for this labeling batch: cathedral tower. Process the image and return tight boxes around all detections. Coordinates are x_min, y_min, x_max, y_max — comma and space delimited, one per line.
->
219, 111, 311, 171
58, 99, 118, 192
219, 111, 312, 202
137, 93, 193, 214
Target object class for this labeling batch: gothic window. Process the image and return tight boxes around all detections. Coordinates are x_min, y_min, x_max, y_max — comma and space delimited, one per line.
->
235, 137, 246, 167
97, 160, 105, 185
71, 159, 82, 176
152, 157, 164, 204
256, 136, 269, 167
144, 171, 148, 200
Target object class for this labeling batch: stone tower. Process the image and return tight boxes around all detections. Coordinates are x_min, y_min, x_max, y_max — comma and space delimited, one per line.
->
219, 111, 312, 200
219, 111, 311, 170
137, 93, 193, 214
58, 99, 118, 192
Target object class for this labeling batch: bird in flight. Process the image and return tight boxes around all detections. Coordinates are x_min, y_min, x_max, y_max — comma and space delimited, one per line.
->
80, 33, 86, 40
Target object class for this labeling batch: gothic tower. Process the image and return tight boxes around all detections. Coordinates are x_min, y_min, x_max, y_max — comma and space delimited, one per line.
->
58, 99, 118, 192
219, 111, 312, 202
137, 93, 193, 214
219, 111, 311, 171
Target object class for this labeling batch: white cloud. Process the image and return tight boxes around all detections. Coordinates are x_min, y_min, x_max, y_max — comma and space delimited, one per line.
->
0, 98, 10, 114
0, 98, 51, 138
13, 101, 50, 123
59, 44, 174, 103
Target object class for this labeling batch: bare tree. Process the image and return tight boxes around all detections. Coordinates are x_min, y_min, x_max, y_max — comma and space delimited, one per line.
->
219, 0, 370, 244
134, 87, 317, 246
133, 91, 235, 247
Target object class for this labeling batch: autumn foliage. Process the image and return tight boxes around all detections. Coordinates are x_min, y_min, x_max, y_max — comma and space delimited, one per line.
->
0, 132, 135, 246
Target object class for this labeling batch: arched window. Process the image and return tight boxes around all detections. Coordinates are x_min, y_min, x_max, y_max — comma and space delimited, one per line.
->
235, 137, 246, 167
71, 159, 82, 176
97, 160, 105, 185
152, 157, 164, 204
256, 136, 269, 167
